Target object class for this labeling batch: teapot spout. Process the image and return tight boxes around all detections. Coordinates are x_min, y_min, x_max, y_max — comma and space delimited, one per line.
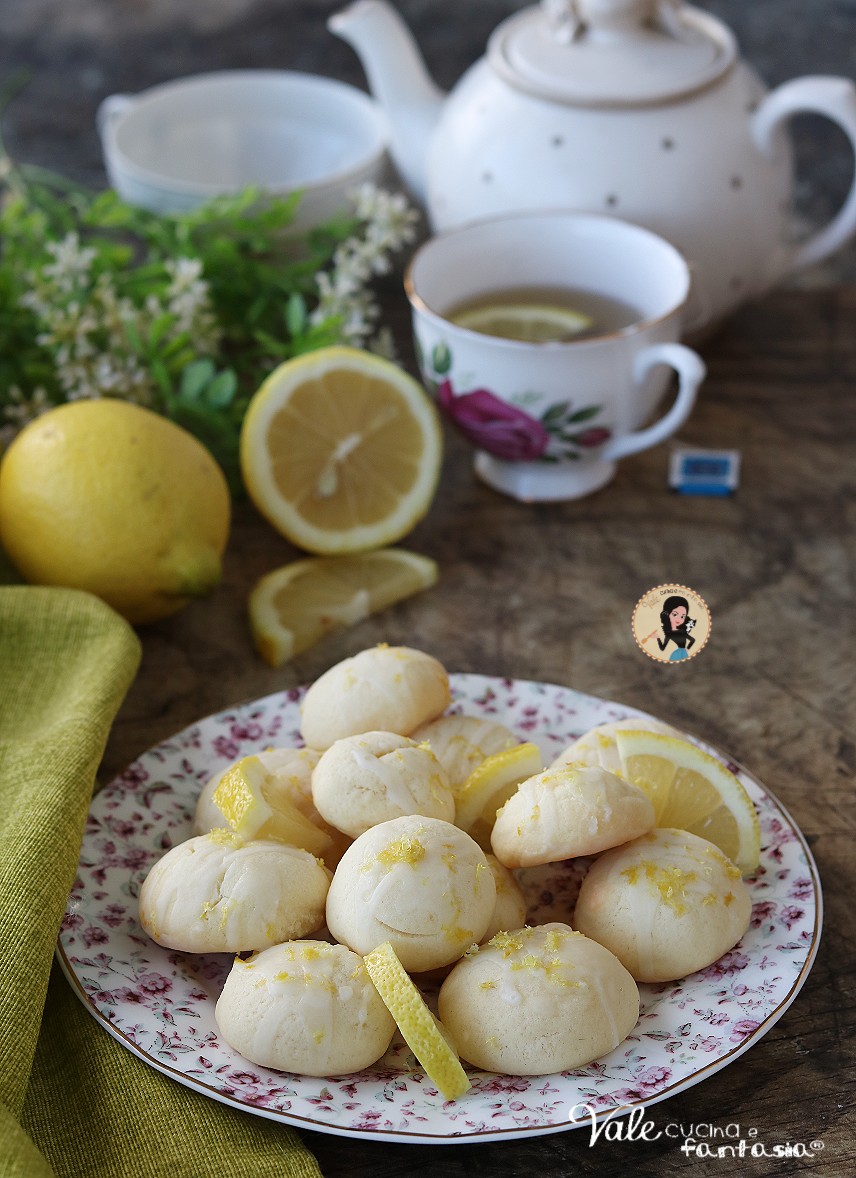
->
329, 0, 443, 205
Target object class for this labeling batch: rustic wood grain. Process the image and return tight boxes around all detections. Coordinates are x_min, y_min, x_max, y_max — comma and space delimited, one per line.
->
5, 2, 855, 1168
97, 287, 856, 1176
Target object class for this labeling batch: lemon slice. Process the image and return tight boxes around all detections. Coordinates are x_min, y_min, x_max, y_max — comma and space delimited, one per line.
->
248, 549, 439, 666
614, 730, 760, 875
212, 754, 332, 857
363, 942, 470, 1100
451, 303, 593, 342
240, 346, 443, 555
454, 742, 543, 844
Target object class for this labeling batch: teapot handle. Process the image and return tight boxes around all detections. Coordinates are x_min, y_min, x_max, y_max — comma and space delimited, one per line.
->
751, 76, 856, 273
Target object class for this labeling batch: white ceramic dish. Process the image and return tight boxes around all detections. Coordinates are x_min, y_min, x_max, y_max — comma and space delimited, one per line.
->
57, 674, 821, 1144
97, 69, 390, 227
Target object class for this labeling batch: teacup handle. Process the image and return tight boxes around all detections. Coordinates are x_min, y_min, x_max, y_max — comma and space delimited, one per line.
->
600, 343, 706, 462
96, 93, 134, 139
751, 76, 856, 273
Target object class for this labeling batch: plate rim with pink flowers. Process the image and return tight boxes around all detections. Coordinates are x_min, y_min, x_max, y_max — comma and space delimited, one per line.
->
56, 673, 822, 1144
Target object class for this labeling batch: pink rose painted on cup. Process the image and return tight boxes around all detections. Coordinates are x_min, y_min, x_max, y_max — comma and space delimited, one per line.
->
437, 380, 549, 461
435, 377, 613, 462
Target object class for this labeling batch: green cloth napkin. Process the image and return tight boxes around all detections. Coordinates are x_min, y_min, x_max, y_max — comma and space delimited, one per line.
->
0, 586, 321, 1178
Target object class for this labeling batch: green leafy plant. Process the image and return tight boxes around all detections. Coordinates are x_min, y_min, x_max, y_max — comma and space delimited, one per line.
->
0, 98, 418, 493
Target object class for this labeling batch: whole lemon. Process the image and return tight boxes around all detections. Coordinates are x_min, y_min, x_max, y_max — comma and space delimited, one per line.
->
0, 400, 231, 624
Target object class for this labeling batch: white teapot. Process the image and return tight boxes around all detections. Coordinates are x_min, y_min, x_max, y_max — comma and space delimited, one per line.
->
330, 0, 856, 334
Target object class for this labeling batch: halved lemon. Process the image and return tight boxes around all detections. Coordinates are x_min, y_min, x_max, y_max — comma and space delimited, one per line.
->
454, 742, 543, 846
240, 347, 443, 555
212, 753, 332, 857
451, 303, 593, 342
363, 941, 470, 1100
613, 730, 760, 875
248, 549, 438, 666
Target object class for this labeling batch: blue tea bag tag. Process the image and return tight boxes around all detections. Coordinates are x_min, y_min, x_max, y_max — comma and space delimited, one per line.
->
669, 447, 741, 496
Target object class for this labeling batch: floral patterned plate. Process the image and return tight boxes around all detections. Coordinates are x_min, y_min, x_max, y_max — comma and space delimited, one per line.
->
57, 675, 822, 1144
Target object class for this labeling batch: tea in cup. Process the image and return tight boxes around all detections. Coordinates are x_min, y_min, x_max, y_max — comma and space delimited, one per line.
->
405, 211, 706, 501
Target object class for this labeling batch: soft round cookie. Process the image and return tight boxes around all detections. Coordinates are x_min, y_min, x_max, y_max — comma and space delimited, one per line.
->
311, 731, 455, 838
481, 855, 527, 942
325, 815, 496, 972
413, 854, 528, 984
438, 923, 639, 1074
409, 714, 519, 788
490, 764, 656, 868
193, 746, 323, 836
215, 941, 396, 1076
573, 827, 753, 983
300, 645, 450, 750
138, 831, 331, 953
551, 716, 681, 774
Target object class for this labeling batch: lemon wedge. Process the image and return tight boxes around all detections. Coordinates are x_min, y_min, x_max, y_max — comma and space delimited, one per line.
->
454, 742, 543, 846
240, 346, 442, 555
613, 730, 760, 876
212, 754, 332, 857
363, 942, 470, 1100
248, 549, 439, 667
451, 303, 593, 342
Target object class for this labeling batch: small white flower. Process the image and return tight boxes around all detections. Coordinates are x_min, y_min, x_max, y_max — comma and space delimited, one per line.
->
347, 183, 420, 253
1, 385, 53, 434
309, 184, 418, 349
161, 256, 221, 347
145, 293, 165, 318
0, 384, 55, 446
165, 255, 204, 290
41, 233, 97, 294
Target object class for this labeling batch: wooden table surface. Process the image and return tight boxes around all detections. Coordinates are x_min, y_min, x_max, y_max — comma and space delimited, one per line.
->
5, 3, 853, 1171
98, 285, 856, 1176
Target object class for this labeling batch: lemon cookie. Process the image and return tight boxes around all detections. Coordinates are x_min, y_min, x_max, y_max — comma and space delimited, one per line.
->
311, 731, 455, 838
325, 815, 496, 972
481, 855, 527, 942
490, 764, 656, 868
437, 923, 639, 1074
215, 941, 396, 1075
551, 716, 681, 774
573, 827, 752, 982
300, 645, 450, 750
138, 831, 331, 953
409, 714, 519, 788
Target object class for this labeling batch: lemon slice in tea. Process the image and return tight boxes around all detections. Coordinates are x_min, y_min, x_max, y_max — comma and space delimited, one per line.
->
451, 302, 593, 342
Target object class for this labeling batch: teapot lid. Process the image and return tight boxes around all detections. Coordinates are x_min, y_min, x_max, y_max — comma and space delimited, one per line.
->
488, 0, 737, 106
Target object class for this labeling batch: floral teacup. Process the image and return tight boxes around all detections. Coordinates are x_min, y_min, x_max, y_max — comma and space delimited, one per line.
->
405, 212, 706, 501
